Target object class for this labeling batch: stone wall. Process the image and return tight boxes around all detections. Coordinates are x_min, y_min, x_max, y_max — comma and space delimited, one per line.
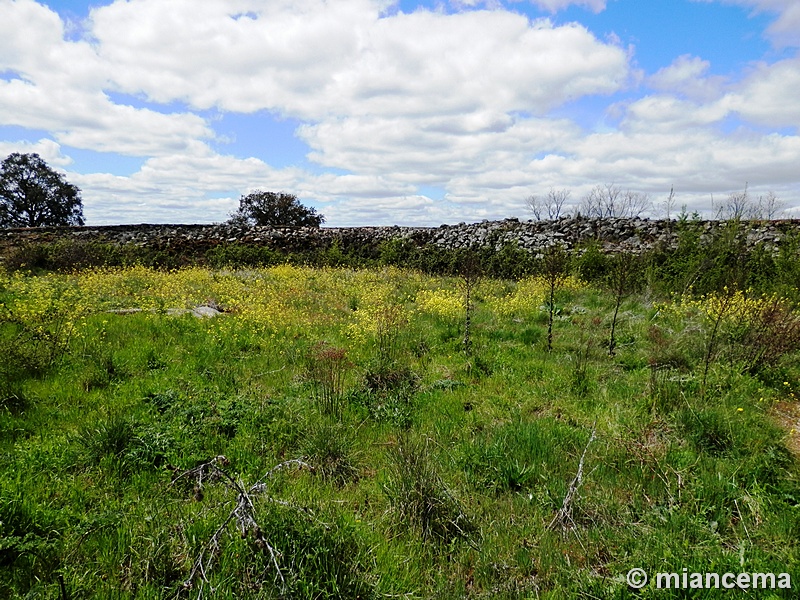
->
1, 217, 798, 261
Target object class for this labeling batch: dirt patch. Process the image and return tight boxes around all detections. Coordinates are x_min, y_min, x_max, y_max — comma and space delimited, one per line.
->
771, 400, 800, 457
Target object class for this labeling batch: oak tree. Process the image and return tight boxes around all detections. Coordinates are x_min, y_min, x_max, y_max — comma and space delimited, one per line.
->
0, 153, 84, 228
229, 191, 324, 227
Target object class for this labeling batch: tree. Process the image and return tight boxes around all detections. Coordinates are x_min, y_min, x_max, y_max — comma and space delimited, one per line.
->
540, 244, 570, 352
526, 188, 571, 221
0, 153, 84, 228
228, 191, 324, 227
580, 183, 650, 219
715, 183, 750, 221
606, 252, 643, 356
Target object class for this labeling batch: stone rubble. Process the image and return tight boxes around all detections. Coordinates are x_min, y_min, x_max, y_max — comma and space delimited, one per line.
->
2, 216, 798, 259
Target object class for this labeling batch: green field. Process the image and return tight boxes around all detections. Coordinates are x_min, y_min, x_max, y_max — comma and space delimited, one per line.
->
2, 261, 799, 598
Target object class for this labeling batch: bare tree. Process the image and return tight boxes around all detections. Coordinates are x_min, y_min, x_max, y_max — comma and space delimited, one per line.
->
526, 188, 571, 221
620, 189, 651, 218
756, 191, 784, 220
717, 183, 750, 221
580, 183, 649, 219
546, 188, 570, 220
661, 186, 677, 222
526, 194, 543, 221
581, 183, 619, 218
714, 185, 783, 221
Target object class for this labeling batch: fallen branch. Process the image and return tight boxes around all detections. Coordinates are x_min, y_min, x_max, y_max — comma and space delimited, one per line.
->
172, 456, 312, 599
548, 422, 597, 531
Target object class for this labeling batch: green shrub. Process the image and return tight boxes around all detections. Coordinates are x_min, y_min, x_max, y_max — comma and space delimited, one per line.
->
205, 242, 281, 268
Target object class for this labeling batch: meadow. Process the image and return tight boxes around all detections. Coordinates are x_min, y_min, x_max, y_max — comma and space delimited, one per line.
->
1, 253, 799, 598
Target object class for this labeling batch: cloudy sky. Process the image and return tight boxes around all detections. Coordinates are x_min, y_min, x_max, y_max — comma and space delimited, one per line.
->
1, 0, 799, 225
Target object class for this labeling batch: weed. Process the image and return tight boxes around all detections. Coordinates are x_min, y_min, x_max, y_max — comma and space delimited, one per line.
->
77, 414, 172, 474
301, 419, 361, 486
679, 407, 735, 455
382, 435, 473, 544
0, 483, 62, 595
3, 263, 800, 598
461, 418, 585, 499
570, 317, 596, 397
305, 341, 352, 419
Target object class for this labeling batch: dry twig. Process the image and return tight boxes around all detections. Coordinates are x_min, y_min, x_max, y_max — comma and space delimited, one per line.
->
548, 422, 597, 530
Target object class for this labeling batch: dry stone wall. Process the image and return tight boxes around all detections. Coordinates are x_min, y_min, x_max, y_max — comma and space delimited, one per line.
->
1, 217, 798, 260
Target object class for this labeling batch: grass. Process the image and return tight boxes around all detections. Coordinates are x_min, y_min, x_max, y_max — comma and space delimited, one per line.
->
1, 264, 799, 598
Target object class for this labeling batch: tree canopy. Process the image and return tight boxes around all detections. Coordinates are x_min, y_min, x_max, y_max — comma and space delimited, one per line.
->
0, 153, 84, 228
229, 191, 324, 227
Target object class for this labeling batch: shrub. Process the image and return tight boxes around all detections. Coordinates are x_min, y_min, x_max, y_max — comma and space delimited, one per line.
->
205, 243, 281, 268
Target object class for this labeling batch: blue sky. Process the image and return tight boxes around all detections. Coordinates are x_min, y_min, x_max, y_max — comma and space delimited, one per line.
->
1, 0, 799, 225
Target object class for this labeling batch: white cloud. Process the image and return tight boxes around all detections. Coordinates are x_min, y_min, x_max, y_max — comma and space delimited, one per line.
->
719, 57, 800, 127
648, 55, 728, 101
89, 1, 629, 119
526, 0, 606, 13
2, 0, 800, 226
0, 138, 72, 167
0, 0, 215, 156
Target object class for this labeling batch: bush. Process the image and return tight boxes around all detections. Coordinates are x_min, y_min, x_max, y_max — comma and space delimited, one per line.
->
205, 243, 281, 268
2, 240, 130, 273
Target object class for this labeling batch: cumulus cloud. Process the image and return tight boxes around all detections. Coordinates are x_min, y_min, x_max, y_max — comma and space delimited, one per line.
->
88, 1, 628, 119
2, 0, 800, 225
0, 0, 214, 156
719, 57, 800, 127
648, 55, 728, 101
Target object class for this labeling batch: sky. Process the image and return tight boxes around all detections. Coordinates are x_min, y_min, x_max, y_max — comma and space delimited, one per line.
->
1, 0, 799, 226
